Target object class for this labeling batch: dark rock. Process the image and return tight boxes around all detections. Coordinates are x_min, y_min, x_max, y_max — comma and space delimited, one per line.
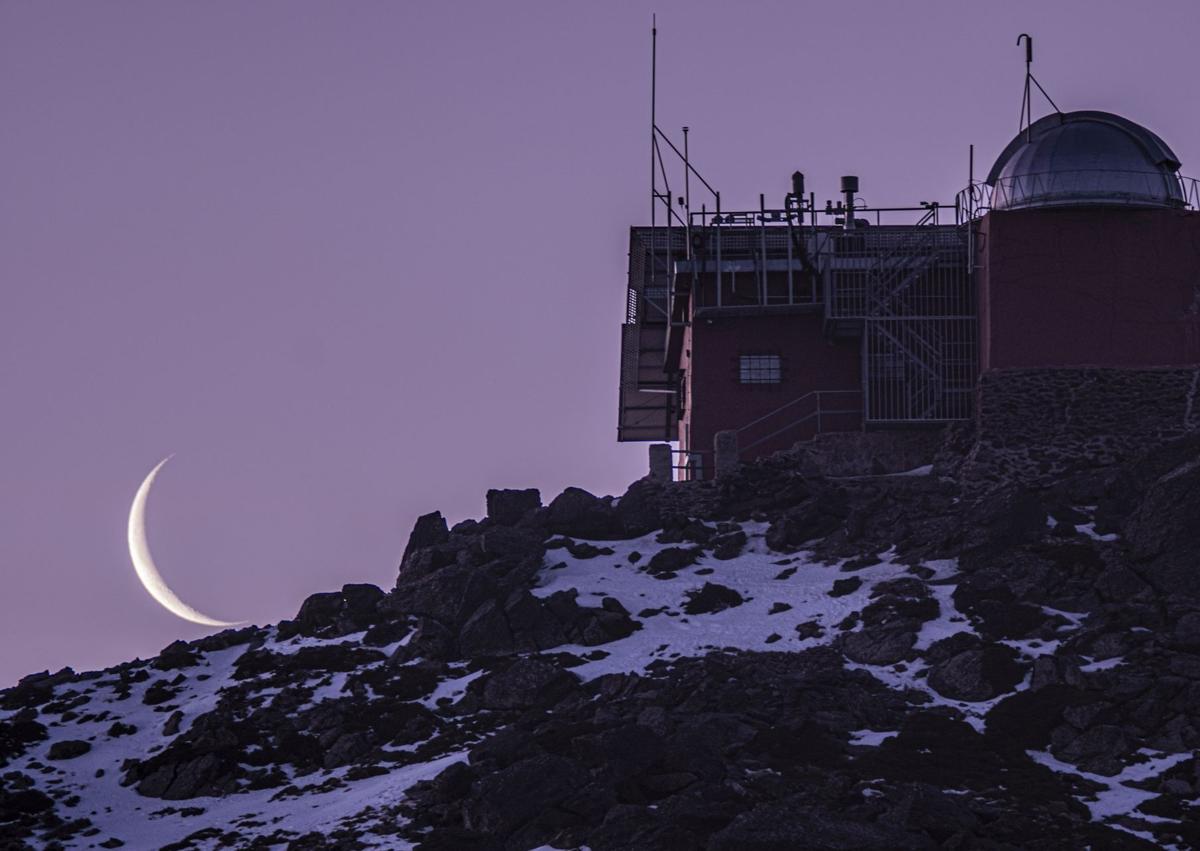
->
928, 645, 1026, 702
47, 740, 91, 760
616, 479, 665, 538
953, 585, 1056, 640
477, 658, 580, 710
292, 583, 385, 638
1175, 612, 1200, 648
1, 667, 76, 711
1054, 724, 1132, 775
153, 640, 199, 670
234, 645, 385, 681
682, 583, 745, 615
547, 487, 616, 539
1125, 455, 1200, 598
388, 565, 499, 629
0, 714, 48, 765
391, 618, 457, 663
461, 753, 589, 835
795, 621, 825, 639
830, 577, 862, 597
402, 511, 450, 563
458, 599, 515, 657
362, 619, 411, 647
476, 526, 545, 565
962, 487, 1046, 555
416, 760, 476, 807
644, 547, 700, 578
711, 530, 748, 560
837, 628, 917, 665
564, 541, 615, 559
486, 488, 541, 526
764, 495, 848, 551
142, 680, 177, 705
323, 731, 372, 769
710, 796, 927, 850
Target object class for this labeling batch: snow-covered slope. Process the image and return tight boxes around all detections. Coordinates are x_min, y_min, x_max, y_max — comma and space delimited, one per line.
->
4, 454, 1200, 850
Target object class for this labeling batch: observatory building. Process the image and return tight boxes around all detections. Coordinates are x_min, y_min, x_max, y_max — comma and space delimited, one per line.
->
617, 109, 1200, 479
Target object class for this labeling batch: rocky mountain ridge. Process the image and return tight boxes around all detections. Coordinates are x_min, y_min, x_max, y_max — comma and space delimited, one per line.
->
4, 430, 1200, 849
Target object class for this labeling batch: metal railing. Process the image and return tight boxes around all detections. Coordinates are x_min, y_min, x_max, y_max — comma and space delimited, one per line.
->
681, 201, 950, 313
734, 389, 863, 455
956, 170, 1200, 222
669, 447, 709, 481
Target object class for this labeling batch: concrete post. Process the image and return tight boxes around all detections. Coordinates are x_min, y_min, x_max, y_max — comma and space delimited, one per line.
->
714, 430, 739, 477
648, 443, 673, 483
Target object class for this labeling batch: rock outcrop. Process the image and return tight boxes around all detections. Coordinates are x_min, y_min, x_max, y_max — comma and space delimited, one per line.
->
5, 425, 1200, 849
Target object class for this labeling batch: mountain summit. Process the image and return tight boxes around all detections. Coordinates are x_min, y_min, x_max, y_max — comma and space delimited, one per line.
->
4, 429, 1200, 849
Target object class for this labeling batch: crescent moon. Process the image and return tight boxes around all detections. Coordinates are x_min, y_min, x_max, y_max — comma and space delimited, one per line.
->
127, 457, 245, 628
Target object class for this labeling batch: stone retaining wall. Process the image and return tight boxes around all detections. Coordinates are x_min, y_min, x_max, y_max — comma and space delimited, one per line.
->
962, 367, 1200, 490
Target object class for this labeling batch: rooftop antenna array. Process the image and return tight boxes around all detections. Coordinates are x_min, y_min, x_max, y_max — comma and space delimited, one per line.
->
648, 17, 721, 295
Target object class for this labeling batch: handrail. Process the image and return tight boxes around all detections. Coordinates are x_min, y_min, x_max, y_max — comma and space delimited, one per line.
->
734, 389, 862, 455
956, 170, 1200, 222
739, 405, 864, 454
733, 388, 860, 435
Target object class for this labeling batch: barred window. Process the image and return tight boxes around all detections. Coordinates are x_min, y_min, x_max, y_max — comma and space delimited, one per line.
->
739, 354, 782, 384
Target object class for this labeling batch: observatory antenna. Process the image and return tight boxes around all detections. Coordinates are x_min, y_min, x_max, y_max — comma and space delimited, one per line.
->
649, 18, 720, 269
1016, 34, 1062, 141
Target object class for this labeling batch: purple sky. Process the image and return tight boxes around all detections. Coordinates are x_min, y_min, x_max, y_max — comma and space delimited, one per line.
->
3, 1, 1198, 686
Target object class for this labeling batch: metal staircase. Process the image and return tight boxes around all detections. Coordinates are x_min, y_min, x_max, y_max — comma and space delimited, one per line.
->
824, 220, 975, 424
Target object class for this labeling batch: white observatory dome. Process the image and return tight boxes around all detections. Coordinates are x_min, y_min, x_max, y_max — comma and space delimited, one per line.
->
986, 111, 1185, 211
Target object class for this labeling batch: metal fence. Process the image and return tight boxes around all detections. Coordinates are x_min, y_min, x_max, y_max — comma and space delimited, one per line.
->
956, 171, 1200, 222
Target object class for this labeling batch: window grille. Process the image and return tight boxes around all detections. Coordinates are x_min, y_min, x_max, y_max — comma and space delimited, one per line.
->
739, 354, 782, 384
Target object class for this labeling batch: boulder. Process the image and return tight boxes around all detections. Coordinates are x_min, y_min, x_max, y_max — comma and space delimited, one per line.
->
458, 599, 516, 657
961, 487, 1046, 556
292, 583, 385, 637
153, 640, 199, 670
461, 753, 589, 835
710, 797, 928, 850
477, 658, 580, 711
391, 617, 457, 663
616, 479, 665, 538
928, 645, 1026, 702
1126, 458, 1200, 598
829, 577, 862, 597
388, 565, 499, 629
644, 547, 700, 578
547, 487, 617, 539
0, 715, 47, 765
682, 583, 745, 615
1175, 612, 1200, 648
47, 739, 90, 760
764, 497, 847, 551
837, 627, 917, 666
485, 488, 541, 526
402, 511, 450, 563
711, 530, 748, 560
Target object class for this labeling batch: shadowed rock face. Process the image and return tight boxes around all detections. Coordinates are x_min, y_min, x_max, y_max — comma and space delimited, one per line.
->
1126, 452, 1200, 598
7, 429, 1200, 849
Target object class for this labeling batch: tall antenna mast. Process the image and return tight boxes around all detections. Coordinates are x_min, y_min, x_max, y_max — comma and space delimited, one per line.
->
651, 14, 657, 229
1017, 34, 1062, 141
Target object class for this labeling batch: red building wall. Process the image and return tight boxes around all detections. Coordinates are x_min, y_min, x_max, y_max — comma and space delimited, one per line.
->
979, 208, 1200, 371
681, 311, 861, 470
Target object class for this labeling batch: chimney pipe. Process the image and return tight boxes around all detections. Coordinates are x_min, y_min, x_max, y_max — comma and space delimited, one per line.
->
840, 175, 859, 231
